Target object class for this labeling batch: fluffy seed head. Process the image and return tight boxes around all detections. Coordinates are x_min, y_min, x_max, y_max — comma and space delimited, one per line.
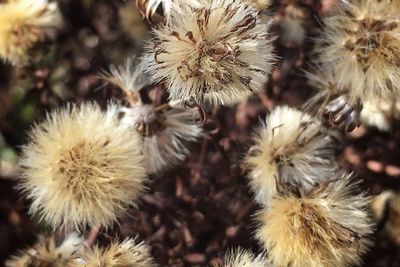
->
245, 106, 337, 204
0, 0, 63, 65
103, 59, 203, 174
19, 103, 146, 230
255, 173, 373, 267
5, 233, 82, 267
217, 249, 271, 267
141, 0, 274, 105
316, 0, 400, 105
70, 239, 155, 267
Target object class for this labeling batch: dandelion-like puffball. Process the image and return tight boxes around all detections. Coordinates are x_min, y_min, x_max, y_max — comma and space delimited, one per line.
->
0, 0, 63, 66
6, 233, 83, 267
255, 173, 373, 267
217, 249, 271, 267
103, 60, 203, 174
317, 0, 400, 105
70, 239, 155, 267
245, 106, 337, 204
19, 103, 146, 230
141, 0, 274, 105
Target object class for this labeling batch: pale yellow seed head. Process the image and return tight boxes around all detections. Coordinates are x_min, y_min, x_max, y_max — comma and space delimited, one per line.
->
245, 106, 337, 204
0, 0, 62, 65
19, 103, 146, 230
216, 249, 271, 267
255, 173, 373, 267
141, 0, 275, 106
69, 239, 155, 267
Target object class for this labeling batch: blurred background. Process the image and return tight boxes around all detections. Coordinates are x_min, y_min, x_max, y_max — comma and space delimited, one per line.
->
1, 0, 400, 266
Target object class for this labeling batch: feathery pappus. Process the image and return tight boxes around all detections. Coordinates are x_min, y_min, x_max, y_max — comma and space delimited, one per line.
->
19, 103, 146, 230
245, 106, 337, 204
141, 0, 275, 106
69, 238, 155, 267
5, 233, 83, 267
0, 0, 63, 65
102, 59, 202, 174
216, 249, 271, 267
316, 0, 400, 106
255, 172, 373, 267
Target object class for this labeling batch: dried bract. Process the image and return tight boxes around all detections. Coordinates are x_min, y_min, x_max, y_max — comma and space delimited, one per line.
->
317, 0, 400, 105
256, 173, 373, 267
70, 239, 155, 267
304, 68, 361, 132
6, 233, 82, 267
0, 0, 63, 65
19, 103, 146, 230
245, 106, 337, 204
142, 0, 274, 105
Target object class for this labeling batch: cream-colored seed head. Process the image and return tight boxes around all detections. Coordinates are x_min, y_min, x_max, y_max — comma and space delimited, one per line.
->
5, 233, 83, 267
19, 103, 146, 230
216, 249, 271, 267
256, 173, 373, 267
141, 0, 274, 105
70, 239, 155, 267
317, 0, 400, 105
0, 0, 63, 65
245, 106, 337, 204
103, 59, 203, 174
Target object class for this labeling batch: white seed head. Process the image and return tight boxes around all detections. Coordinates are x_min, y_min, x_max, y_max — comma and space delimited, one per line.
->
70, 239, 155, 267
0, 0, 63, 65
141, 0, 275, 105
255, 172, 373, 267
19, 103, 146, 230
316, 0, 400, 105
245, 106, 337, 204
216, 249, 271, 267
5, 233, 83, 267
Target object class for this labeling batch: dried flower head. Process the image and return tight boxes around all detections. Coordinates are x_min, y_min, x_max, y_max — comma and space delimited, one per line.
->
141, 0, 274, 105
217, 249, 271, 267
6, 233, 82, 267
70, 239, 155, 267
316, 0, 400, 105
0, 0, 63, 65
19, 103, 146, 230
256, 172, 373, 267
102, 60, 202, 174
245, 106, 337, 204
